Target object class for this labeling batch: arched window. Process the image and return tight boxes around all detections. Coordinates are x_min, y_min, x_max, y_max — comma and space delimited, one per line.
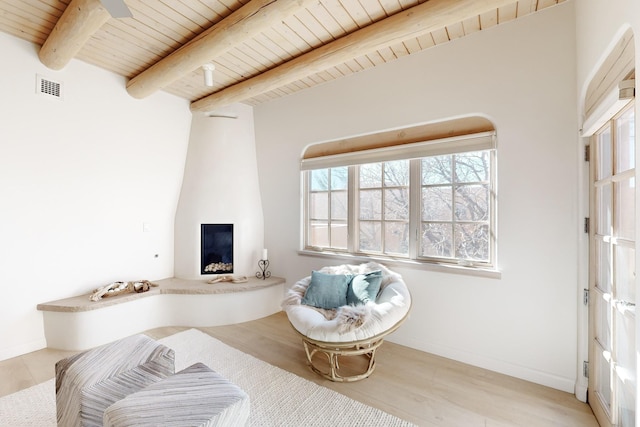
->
301, 116, 497, 271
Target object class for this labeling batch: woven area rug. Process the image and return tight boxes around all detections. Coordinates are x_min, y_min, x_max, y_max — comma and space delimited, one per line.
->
0, 328, 415, 426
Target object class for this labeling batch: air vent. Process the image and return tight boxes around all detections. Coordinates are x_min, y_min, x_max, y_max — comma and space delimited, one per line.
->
36, 74, 63, 100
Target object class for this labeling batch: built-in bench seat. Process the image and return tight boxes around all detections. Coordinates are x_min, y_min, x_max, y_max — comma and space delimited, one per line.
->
37, 276, 285, 351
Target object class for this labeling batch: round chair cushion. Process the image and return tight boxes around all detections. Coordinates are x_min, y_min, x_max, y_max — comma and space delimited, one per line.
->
282, 262, 411, 343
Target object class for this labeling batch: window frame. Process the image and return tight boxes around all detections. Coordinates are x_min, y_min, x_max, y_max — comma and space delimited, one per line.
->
302, 131, 498, 272
305, 167, 349, 250
416, 149, 496, 266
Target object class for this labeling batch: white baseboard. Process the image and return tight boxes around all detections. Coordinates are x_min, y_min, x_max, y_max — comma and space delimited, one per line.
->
390, 336, 576, 394
0, 338, 47, 362
574, 383, 588, 402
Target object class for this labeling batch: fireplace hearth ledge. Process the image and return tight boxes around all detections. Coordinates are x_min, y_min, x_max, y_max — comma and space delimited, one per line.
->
37, 276, 285, 351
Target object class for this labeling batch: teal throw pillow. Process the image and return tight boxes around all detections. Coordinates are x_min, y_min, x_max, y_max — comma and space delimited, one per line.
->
302, 271, 351, 309
347, 270, 383, 305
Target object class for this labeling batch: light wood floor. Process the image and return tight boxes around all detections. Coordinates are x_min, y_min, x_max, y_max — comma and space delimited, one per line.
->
1, 312, 598, 426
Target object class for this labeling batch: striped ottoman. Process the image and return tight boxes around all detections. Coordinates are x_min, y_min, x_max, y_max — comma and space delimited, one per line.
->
56, 334, 175, 427
103, 362, 250, 427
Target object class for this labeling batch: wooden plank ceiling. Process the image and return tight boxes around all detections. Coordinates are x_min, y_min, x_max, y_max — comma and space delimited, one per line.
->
0, 0, 564, 112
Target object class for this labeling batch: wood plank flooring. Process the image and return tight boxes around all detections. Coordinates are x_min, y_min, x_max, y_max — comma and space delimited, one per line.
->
0, 312, 597, 426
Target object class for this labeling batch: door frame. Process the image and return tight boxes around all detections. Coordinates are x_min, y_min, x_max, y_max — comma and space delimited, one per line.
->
586, 100, 636, 427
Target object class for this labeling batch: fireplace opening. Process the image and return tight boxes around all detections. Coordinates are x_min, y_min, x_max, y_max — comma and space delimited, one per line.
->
201, 224, 233, 274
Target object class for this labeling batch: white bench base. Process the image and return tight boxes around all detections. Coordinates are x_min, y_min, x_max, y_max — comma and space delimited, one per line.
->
38, 277, 285, 351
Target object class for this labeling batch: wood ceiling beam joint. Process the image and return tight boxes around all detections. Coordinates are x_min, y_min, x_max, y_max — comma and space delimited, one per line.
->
125, 0, 320, 99
38, 0, 110, 70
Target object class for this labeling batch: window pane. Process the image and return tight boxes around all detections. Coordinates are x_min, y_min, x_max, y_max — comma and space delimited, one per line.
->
359, 189, 381, 220
421, 223, 452, 258
331, 190, 347, 220
615, 177, 635, 240
454, 151, 489, 183
615, 298, 637, 427
455, 184, 489, 221
331, 222, 348, 249
455, 223, 489, 261
596, 240, 612, 293
594, 343, 612, 409
384, 160, 409, 186
360, 163, 382, 188
419, 149, 493, 264
616, 245, 636, 309
597, 184, 612, 235
385, 188, 409, 220
422, 187, 452, 221
597, 127, 612, 180
309, 221, 329, 247
385, 222, 409, 255
311, 169, 328, 191
595, 293, 612, 352
616, 310, 636, 374
615, 107, 635, 173
310, 192, 328, 220
422, 155, 452, 185
331, 167, 348, 190
359, 221, 381, 251
617, 370, 636, 427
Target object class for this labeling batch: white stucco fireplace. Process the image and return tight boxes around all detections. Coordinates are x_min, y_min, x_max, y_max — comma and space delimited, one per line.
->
174, 104, 265, 279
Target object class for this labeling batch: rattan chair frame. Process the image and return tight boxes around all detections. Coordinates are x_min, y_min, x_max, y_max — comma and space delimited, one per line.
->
290, 306, 411, 382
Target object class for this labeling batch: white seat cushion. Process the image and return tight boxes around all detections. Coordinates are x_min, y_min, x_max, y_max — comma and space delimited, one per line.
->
283, 262, 411, 343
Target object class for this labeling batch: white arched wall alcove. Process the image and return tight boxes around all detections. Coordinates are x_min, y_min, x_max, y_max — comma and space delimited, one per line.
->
581, 26, 635, 135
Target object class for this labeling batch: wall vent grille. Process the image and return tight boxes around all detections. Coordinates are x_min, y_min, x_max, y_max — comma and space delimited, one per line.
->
36, 75, 63, 99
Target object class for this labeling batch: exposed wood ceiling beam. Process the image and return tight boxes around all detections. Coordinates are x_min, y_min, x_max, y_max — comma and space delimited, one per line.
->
39, 0, 110, 70
190, 0, 515, 113
126, 0, 319, 99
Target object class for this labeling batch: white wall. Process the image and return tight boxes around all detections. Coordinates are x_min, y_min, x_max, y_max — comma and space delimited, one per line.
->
255, 3, 579, 392
0, 33, 192, 360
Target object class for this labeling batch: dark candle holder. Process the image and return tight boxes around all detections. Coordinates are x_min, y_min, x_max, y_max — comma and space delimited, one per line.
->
256, 259, 271, 280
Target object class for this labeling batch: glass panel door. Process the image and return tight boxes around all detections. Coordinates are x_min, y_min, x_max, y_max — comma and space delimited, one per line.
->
589, 103, 636, 427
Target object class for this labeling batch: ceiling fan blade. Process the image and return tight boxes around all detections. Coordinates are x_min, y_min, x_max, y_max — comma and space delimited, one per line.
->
100, 0, 132, 18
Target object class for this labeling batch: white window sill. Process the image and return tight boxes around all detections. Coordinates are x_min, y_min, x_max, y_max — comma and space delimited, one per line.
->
297, 250, 502, 279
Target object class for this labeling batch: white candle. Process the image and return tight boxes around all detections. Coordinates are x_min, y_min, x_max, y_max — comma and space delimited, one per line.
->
262, 249, 268, 260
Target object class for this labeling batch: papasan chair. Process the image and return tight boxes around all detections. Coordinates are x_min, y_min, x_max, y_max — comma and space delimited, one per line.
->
282, 262, 411, 382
